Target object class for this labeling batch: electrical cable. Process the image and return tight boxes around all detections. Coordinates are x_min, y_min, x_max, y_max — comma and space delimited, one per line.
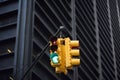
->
21, 26, 69, 80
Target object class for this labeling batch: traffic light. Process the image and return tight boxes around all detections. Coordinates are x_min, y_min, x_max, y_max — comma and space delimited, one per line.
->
50, 37, 80, 74
65, 37, 80, 69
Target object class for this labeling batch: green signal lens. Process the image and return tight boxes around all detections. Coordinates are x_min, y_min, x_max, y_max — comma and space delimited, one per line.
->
50, 52, 59, 64
52, 56, 58, 64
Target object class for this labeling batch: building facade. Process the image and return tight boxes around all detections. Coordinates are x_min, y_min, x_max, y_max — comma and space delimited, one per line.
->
0, 0, 120, 80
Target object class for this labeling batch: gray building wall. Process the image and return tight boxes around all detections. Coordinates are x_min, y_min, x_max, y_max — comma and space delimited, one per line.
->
0, 0, 120, 80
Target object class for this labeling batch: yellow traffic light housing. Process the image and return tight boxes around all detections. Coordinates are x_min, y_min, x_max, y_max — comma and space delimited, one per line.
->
65, 38, 80, 69
50, 37, 80, 75
55, 38, 67, 74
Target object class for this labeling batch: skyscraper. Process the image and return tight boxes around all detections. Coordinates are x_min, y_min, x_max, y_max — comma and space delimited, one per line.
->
0, 0, 120, 80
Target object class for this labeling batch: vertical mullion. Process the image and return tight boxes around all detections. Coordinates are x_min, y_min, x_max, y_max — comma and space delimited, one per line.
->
108, 0, 118, 80
13, 0, 33, 80
94, 0, 102, 80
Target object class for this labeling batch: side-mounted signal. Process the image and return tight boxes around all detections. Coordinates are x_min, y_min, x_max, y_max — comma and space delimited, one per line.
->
65, 37, 80, 69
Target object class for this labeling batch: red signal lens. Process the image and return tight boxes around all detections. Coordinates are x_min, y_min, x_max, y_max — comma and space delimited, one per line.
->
53, 41, 57, 45
50, 36, 58, 52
